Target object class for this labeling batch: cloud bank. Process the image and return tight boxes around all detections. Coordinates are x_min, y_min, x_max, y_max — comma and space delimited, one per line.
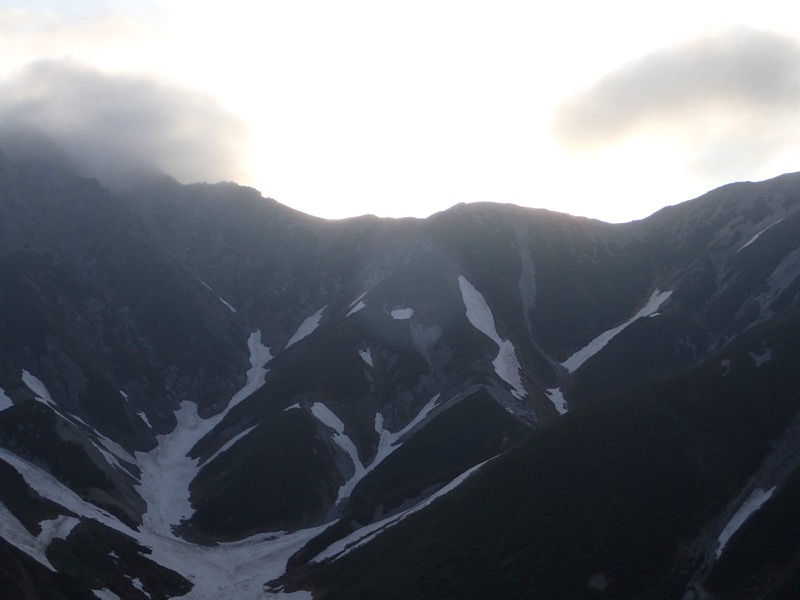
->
552, 27, 800, 177
0, 60, 250, 185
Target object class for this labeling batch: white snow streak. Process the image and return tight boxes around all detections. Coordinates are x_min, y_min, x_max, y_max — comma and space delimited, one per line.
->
561, 290, 673, 373
199, 278, 237, 313
314, 458, 490, 562
92, 589, 121, 600
390, 307, 414, 319
371, 394, 441, 474
286, 306, 327, 347
358, 349, 374, 367
716, 487, 776, 558
95, 433, 136, 465
310, 403, 366, 503
37, 515, 80, 548
0, 444, 323, 599
21, 369, 92, 429
135, 330, 273, 538
346, 301, 365, 316
284, 403, 301, 411
0, 386, 12, 411
458, 276, 526, 399
119, 390, 129, 401
200, 425, 258, 468
22, 370, 56, 408
137, 411, 152, 428
0, 501, 55, 570
0, 447, 126, 534
545, 388, 568, 415
130, 577, 150, 598
737, 218, 785, 252
218, 297, 237, 313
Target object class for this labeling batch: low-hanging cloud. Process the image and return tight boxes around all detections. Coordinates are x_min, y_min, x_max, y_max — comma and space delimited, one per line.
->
552, 27, 800, 177
0, 60, 250, 185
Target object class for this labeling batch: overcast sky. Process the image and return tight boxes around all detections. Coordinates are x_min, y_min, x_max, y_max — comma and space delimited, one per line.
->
1, 1, 799, 222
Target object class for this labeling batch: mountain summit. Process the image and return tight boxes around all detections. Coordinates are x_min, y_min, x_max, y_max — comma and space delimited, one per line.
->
1, 135, 799, 599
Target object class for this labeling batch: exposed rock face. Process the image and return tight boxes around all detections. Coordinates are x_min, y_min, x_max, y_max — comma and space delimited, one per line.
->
1, 134, 799, 598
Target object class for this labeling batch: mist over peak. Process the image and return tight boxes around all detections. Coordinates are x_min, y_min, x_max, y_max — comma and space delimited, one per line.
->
0, 60, 251, 187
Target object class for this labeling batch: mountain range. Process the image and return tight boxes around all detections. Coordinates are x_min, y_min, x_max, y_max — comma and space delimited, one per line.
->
1, 130, 799, 599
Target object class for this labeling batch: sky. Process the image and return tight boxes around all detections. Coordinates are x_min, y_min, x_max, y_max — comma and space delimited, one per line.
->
1, 1, 800, 223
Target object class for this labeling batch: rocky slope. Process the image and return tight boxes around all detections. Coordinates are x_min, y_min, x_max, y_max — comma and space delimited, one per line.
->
0, 132, 799, 598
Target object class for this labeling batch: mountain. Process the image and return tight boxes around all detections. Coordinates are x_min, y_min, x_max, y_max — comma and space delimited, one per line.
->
0, 131, 799, 599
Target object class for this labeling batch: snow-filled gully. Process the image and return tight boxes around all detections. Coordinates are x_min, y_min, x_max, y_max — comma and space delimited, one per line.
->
458, 276, 526, 399
0, 331, 328, 599
0, 332, 472, 599
309, 394, 442, 505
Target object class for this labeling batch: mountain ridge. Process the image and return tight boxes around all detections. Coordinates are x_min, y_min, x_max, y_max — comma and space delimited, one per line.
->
0, 133, 798, 598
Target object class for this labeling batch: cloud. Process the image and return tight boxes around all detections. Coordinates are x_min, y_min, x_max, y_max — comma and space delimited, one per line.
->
0, 60, 250, 185
552, 27, 800, 177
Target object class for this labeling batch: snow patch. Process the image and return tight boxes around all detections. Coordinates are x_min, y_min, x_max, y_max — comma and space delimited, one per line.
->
218, 297, 237, 313
93, 589, 121, 600
0, 447, 126, 536
129, 577, 150, 598
370, 394, 440, 474
561, 290, 673, 373
0, 500, 55, 570
0, 386, 12, 411
137, 411, 152, 428
716, 486, 775, 558
358, 349, 373, 367
750, 348, 772, 367
286, 306, 327, 347
349, 292, 366, 307
390, 307, 414, 319
21, 369, 93, 429
737, 218, 785, 252
0, 444, 324, 599
284, 403, 301, 411
546, 388, 568, 415
119, 390, 129, 401
201, 425, 258, 468
135, 330, 272, 538
38, 514, 80, 547
95, 433, 136, 465
458, 276, 526, 399
22, 370, 56, 408
347, 301, 365, 316
310, 403, 365, 503
314, 458, 489, 562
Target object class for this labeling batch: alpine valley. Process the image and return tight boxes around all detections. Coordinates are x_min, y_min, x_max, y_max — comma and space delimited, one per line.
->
1, 130, 800, 599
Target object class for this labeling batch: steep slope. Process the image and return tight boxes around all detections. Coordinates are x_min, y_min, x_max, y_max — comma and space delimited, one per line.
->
302, 305, 800, 600
1, 130, 799, 598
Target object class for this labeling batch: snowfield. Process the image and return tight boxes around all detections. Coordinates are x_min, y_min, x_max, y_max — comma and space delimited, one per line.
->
0, 332, 336, 599
136, 331, 273, 538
